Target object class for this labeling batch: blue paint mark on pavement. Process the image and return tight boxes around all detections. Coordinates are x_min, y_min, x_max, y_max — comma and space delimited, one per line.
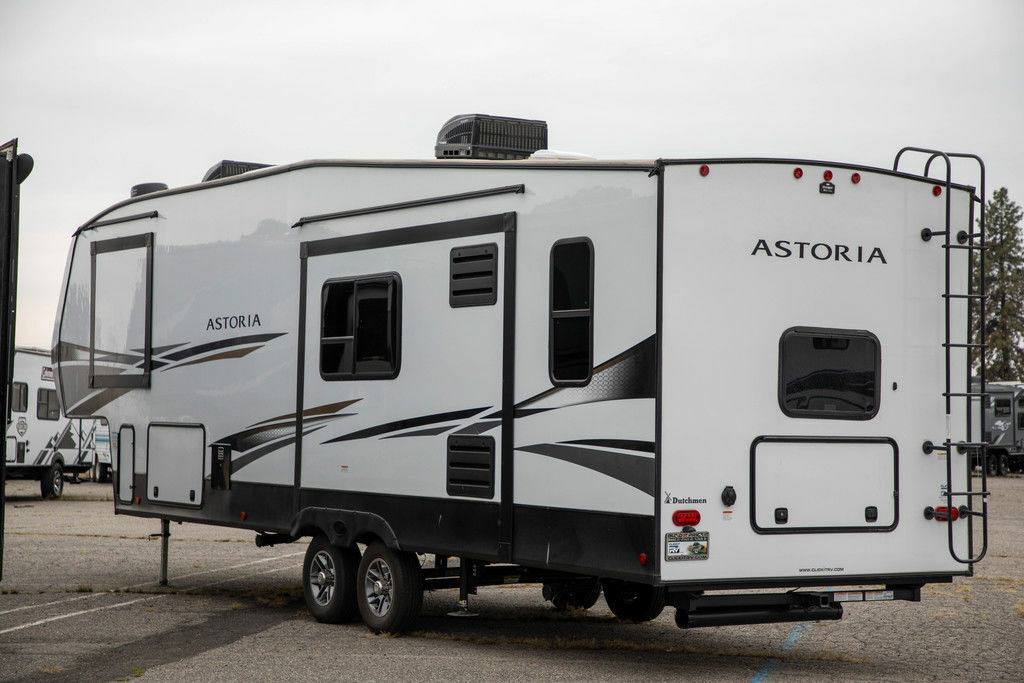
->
751, 622, 809, 682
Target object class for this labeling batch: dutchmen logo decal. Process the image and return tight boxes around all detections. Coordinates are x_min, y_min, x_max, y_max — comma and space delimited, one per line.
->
751, 239, 887, 264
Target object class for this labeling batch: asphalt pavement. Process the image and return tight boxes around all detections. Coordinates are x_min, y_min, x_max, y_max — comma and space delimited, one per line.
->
1, 475, 1022, 681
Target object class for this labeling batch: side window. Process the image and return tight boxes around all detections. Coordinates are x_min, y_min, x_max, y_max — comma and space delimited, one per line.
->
1017, 411, 1024, 430
37, 388, 60, 421
10, 382, 27, 412
778, 327, 880, 420
90, 233, 153, 388
995, 398, 1011, 417
320, 274, 400, 380
549, 238, 594, 385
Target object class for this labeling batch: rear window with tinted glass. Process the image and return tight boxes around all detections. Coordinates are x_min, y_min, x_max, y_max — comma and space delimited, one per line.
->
779, 327, 880, 420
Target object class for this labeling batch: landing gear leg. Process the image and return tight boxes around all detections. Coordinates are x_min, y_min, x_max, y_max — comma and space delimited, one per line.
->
159, 519, 170, 586
447, 557, 478, 617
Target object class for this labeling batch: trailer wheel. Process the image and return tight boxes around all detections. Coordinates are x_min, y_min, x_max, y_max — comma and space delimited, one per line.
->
542, 579, 602, 611
997, 453, 1009, 476
601, 579, 665, 622
988, 452, 1009, 477
302, 536, 360, 624
98, 464, 112, 483
40, 462, 64, 499
356, 542, 423, 634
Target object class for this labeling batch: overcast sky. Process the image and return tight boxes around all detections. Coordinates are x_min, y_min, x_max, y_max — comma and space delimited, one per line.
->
1, 0, 1022, 347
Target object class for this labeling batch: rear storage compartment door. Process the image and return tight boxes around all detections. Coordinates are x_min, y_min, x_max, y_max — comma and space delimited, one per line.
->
751, 436, 896, 532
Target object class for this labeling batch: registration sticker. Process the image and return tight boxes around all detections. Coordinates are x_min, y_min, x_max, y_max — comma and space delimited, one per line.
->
665, 531, 709, 561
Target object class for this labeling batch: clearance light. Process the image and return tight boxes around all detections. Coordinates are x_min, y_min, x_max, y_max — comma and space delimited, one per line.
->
699, 164, 710, 177
933, 185, 942, 196
241, 511, 247, 521
638, 553, 648, 566
793, 167, 803, 179
851, 173, 861, 184
672, 509, 702, 526
823, 170, 834, 181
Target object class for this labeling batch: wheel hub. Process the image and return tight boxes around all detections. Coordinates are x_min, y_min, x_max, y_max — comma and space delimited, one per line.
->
309, 550, 336, 606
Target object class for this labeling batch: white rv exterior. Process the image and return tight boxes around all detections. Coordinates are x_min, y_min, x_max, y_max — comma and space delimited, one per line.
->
5, 347, 110, 497
51, 152, 986, 631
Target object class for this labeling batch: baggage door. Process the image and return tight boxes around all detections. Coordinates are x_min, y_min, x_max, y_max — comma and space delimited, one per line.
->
298, 213, 515, 558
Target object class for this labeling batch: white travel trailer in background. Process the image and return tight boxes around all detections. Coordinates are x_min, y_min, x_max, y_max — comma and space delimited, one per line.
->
51, 117, 990, 632
5, 347, 110, 498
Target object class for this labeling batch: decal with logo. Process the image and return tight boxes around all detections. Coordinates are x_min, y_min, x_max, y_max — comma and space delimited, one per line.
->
663, 492, 707, 505
666, 531, 709, 561
16, 416, 27, 436
751, 239, 887, 264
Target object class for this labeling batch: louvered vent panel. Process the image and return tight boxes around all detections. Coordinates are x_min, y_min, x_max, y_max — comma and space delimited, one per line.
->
446, 435, 495, 499
450, 243, 498, 307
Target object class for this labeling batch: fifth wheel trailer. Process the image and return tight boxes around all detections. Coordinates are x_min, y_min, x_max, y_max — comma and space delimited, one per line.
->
4, 347, 111, 498
51, 134, 990, 632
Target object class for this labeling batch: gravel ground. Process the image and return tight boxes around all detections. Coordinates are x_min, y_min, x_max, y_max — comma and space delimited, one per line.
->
1, 475, 1022, 682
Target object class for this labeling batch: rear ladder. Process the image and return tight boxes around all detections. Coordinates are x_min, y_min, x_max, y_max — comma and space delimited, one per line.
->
895, 147, 989, 565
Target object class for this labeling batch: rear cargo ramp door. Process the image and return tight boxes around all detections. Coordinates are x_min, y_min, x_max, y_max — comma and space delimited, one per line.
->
751, 436, 897, 533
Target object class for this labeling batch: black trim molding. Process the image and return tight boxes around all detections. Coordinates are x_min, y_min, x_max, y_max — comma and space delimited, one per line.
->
293, 184, 524, 228
301, 213, 516, 259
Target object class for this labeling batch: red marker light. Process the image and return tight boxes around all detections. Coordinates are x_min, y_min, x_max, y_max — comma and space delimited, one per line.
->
699, 164, 710, 177
851, 172, 861, 184
933, 185, 942, 196
793, 167, 803, 179
672, 509, 702, 526
823, 170, 833, 181
240, 511, 247, 521
638, 552, 648, 566
934, 506, 959, 522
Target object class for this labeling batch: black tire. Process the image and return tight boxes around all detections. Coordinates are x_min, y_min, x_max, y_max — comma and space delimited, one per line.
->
40, 462, 64, 499
356, 542, 423, 634
601, 579, 666, 622
99, 464, 112, 483
997, 453, 1009, 477
543, 579, 602, 611
302, 535, 360, 624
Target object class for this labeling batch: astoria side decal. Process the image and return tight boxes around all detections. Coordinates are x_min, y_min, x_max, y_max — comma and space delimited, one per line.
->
206, 313, 262, 331
751, 239, 887, 264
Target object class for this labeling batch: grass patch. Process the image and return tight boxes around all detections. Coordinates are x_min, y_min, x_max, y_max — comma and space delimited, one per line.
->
37, 665, 65, 674
75, 585, 94, 593
1015, 599, 1024, 619
1, 589, 18, 594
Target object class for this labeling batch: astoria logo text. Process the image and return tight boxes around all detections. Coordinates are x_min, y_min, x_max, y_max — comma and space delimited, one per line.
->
751, 239, 887, 264
206, 313, 262, 331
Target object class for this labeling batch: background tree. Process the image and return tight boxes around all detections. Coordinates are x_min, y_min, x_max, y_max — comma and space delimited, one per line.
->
972, 187, 1024, 380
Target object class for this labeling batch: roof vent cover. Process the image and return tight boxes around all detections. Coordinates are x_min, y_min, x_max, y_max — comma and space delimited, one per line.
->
131, 182, 168, 197
202, 160, 271, 183
435, 114, 547, 160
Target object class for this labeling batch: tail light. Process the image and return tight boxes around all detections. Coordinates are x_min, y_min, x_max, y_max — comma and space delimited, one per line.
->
924, 505, 960, 521
672, 509, 701, 526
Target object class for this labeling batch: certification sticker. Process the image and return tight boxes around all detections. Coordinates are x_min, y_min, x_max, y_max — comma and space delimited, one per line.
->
665, 531, 709, 561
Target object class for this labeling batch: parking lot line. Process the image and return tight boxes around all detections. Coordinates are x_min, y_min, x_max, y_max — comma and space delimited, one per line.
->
0, 550, 306, 617
0, 595, 166, 636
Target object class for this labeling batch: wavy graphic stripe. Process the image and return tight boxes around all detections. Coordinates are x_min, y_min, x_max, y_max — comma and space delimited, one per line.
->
322, 407, 489, 444
516, 443, 655, 495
